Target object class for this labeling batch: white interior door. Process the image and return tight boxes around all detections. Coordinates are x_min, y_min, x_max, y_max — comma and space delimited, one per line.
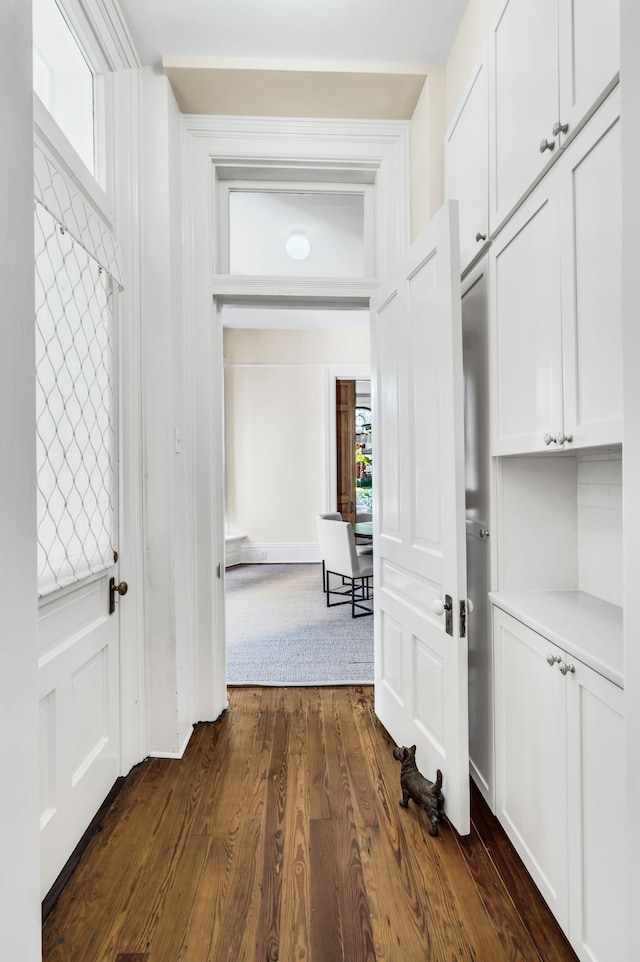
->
371, 201, 469, 835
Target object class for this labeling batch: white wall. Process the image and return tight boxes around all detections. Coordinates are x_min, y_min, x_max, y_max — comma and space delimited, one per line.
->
621, 1, 640, 955
409, 68, 447, 239
0, 2, 41, 958
224, 327, 370, 554
446, 0, 502, 123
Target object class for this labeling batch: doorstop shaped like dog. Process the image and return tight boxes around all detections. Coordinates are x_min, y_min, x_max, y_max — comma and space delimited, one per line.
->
393, 744, 444, 837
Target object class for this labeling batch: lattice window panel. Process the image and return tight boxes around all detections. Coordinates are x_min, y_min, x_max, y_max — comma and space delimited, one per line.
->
35, 201, 115, 597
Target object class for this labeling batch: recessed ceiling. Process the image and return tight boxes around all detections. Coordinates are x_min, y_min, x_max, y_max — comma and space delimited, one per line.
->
118, 0, 469, 69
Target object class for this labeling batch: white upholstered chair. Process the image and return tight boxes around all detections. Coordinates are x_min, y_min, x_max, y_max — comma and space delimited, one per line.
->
316, 516, 373, 618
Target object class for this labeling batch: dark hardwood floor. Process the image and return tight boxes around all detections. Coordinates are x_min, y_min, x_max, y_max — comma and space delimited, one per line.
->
42, 686, 578, 962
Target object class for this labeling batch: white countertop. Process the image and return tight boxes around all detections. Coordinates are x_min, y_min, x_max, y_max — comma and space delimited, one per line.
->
489, 590, 624, 689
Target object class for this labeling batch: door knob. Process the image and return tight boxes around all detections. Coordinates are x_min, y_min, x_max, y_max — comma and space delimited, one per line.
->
546, 653, 561, 666
109, 577, 128, 614
559, 660, 575, 675
555, 432, 573, 445
475, 231, 487, 242
432, 598, 452, 616
552, 120, 569, 136
539, 137, 555, 153
544, 433, 554, 445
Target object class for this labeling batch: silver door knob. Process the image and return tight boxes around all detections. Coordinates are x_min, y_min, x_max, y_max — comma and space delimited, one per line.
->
546, 653, 561, 666
544, 433, 554, 445
475, 231, 487, 242
556, 432, 573, 444
540, 138, 555, 153
552, 121, 569, 136
559, 661, 575, 675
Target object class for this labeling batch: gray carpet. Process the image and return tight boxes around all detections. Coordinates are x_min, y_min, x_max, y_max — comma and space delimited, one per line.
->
225, 563, 374, 686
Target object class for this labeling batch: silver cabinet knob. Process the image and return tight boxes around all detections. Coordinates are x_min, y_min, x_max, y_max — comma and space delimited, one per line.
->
546, 653, 561, 666
556, 432, 573, 444
544, 433, 554, 445
559, 661, 576, 675
479, 527, 490, 539
540, 137, 556, 153
552, 121, 569, 136
475, 231, 487, 242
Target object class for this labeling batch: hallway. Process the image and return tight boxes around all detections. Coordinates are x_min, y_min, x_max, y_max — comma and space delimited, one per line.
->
42, 686, 577, 962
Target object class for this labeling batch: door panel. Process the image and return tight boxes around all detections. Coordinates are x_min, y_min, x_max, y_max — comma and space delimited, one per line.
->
336, 378, 356, 521
371, 201, 469, 834
38, 576, 120, 896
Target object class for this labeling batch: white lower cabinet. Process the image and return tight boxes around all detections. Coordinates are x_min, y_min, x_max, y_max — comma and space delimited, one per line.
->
493, 607, 625, 962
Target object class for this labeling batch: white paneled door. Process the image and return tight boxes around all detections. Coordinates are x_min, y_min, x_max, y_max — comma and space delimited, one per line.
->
35, 202, 122, 897
371, 202, 469, 835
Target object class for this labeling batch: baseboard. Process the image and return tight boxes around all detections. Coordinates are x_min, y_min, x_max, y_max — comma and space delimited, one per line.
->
42, 776, 126, 922
470, 756, 494, 812
225, 533, 247, 568
149, 723, 194, 760
240, 542, 322, 564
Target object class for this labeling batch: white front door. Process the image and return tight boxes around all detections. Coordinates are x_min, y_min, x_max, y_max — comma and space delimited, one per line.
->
35, 201, 122, 896
371, 201, 470, 835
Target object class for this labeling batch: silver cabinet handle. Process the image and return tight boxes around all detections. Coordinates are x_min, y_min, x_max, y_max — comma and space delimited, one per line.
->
552, 121, 569, 136
540, 137, 556, 153
559, 661, 575, 675
546, 653, 561, 666
556, 432, 573, 444
475, 231, 487, 242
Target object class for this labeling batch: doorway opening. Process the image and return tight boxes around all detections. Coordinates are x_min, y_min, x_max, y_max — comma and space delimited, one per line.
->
222, 304, 373, 686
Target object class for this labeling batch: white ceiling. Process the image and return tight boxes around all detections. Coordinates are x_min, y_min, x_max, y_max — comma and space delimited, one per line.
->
118, 0, 469, 69
222, 307, 369, 331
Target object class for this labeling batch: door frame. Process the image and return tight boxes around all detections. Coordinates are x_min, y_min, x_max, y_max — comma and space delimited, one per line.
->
182, 114, 411, 714
326, 364, 372, 515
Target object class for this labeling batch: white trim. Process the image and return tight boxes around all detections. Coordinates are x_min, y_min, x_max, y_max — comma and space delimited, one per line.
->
111, 66, 147, 772
149, 724, 194, 760
182, 114, 407, 715
33, 94, 114, 229
211, 274, 377, 305
240, 543, 322, 565
64, 0, 140, 71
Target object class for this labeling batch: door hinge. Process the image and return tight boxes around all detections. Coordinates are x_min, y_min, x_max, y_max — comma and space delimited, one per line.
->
459, 599, 467, 638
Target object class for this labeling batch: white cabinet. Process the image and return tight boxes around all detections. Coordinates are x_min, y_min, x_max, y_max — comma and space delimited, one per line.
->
489, 0, 619, 230
445, 46, 489, 274
493, 605, 625, 962
490, 89, 621, 456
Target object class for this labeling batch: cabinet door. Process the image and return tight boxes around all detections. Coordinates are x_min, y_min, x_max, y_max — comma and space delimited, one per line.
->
446, 46, 489, 274
493, 608, 569, 926
490, 172, 564, 455
559, 90, 622, 448
566, 660, 624, 962
558, 0, 619, 147
489, 0, 560, 230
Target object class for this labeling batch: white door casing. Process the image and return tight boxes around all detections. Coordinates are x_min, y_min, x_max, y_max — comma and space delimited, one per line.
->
370, 201, 470, 835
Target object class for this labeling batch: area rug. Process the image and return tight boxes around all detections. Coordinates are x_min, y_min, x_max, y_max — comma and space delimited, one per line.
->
225, 563, 374, 686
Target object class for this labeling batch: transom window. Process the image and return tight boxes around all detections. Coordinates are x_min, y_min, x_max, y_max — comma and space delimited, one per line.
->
33, 0, 95, 174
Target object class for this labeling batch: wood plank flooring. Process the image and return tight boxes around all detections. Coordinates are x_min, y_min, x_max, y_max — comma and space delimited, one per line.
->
42, 686, 579, 962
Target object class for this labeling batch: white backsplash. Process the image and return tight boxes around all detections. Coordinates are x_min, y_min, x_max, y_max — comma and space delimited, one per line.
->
577, 451, 623, 606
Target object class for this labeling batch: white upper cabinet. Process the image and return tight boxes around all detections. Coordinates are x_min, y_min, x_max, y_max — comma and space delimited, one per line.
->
558, 0, 620, 148
445, 46, 489, 274
490, 89, 621, 456
560, 92, 622, 448
489, 0, 619, 231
